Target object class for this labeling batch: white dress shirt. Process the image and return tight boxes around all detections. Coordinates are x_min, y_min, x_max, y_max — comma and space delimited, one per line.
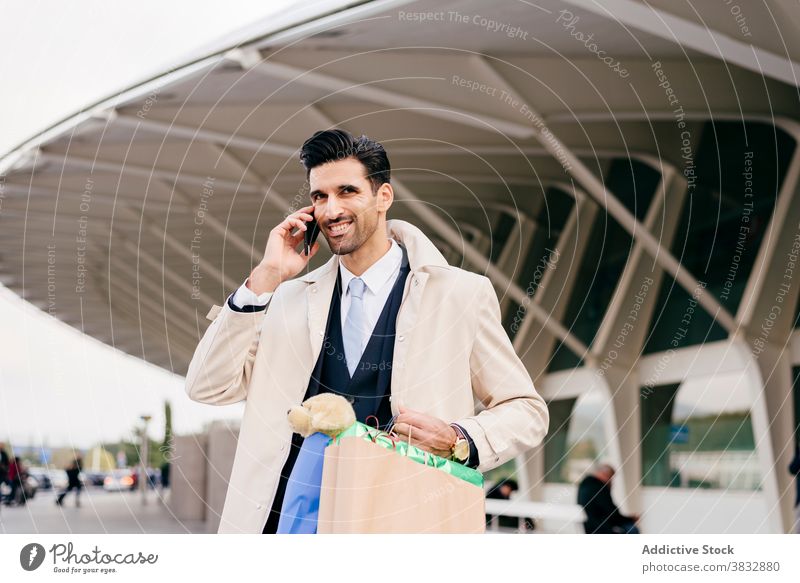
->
231, 239, 403, 357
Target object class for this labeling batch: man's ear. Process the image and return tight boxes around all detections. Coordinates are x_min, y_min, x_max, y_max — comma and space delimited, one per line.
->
376, 182, 393, 213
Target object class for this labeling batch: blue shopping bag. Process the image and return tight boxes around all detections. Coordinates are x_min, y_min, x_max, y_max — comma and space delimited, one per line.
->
276, 431, 330, 534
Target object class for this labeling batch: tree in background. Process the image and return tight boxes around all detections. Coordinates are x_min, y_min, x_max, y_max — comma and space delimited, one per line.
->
161, 400, 173, 462
105, 401, 175, 468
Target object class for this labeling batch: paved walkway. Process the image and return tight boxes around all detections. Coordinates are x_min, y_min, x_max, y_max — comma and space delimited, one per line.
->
0, 487, 205, 534
1, 488, 538, 534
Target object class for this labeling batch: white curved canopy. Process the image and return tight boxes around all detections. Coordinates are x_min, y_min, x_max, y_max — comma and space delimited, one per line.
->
1, 0, 799, 374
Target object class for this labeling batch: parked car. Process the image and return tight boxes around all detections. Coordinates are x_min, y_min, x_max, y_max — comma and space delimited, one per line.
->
103, 469, 137, 492
48, 469, 69, 491
27, 467, 53, 491
83, 471, 108, 487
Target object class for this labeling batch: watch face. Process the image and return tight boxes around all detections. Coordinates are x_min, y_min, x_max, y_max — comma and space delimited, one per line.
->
453, 439, 470, 461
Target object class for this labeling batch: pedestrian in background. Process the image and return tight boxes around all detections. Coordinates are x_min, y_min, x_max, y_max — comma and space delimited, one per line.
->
577, 463, 640, 534
789, 444, 800, 534
56, 457, 83, 507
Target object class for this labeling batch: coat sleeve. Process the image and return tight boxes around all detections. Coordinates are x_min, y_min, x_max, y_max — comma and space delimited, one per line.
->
455, 276, 549, 473
184, 298, 268, 406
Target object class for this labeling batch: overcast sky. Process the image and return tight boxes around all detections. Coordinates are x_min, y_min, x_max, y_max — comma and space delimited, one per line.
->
0, 0, 300, 450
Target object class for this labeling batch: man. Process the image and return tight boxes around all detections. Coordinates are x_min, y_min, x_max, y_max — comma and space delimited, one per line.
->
0, 443, 9, 491
790, 444, 800, 533
0, 444, 10, 506
186, 129, 549, 533
160, 461, 171, 490
5, 457, 23, 506
56, 457, 82, 507
577, 463, 640, 534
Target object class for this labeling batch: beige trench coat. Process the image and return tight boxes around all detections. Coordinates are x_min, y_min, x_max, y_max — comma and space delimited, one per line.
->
185, 219, 549, 533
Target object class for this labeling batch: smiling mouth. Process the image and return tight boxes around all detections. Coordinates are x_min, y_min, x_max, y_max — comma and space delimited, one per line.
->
327, 220, 353, 237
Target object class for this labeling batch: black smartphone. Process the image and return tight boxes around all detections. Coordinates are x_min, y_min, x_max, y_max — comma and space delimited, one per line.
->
303, 208, 321, 255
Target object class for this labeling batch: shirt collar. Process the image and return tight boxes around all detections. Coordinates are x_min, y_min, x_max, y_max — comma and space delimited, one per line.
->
340, 238, 403, 297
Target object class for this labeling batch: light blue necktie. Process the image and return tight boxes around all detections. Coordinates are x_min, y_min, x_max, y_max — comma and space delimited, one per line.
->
342, 277, 366, 377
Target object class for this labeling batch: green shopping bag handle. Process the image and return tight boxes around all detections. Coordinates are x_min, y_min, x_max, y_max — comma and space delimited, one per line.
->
364, 415, 437, 466
364, 415, 399, 451
332, 420, 484, 487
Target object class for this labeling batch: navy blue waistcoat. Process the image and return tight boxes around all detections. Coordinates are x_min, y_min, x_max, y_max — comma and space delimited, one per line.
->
263, 244, 411, 533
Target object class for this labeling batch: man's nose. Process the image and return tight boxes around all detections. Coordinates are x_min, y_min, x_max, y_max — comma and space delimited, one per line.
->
324, 195, 344, 220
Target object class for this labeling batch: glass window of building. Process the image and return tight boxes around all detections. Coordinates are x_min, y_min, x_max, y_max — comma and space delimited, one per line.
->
545, 390, 609, 484
641, 372, 758, 490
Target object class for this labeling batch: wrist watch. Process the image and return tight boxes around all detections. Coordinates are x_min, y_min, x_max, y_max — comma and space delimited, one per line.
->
449, 424, 470, 463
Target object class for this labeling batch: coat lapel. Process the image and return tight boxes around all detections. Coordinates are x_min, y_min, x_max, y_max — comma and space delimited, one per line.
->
301, 256, 338, 366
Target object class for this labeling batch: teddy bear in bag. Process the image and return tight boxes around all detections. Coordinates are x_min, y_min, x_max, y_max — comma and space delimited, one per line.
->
277, 393, 357, 534
286, 392, 356, 438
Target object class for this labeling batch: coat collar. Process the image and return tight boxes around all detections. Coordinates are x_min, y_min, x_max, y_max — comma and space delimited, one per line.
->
298, 219, 448, 283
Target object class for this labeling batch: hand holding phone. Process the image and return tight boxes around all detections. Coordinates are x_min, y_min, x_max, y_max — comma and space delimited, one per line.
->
246, 205, 321, 294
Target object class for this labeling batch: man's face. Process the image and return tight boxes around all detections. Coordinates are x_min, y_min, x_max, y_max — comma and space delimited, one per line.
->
598, 469, 614, 484
309, 157, 384, 256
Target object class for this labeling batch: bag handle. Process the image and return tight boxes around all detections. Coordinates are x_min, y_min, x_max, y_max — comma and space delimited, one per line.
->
364, 415, 400, 450
364, 415, 380, 443
383, 432, 400, 451
369, 414, 435, 463
400, 423, 434, 466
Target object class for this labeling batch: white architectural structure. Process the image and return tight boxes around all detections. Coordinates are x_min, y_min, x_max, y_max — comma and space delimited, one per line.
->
2, 0, 799, 533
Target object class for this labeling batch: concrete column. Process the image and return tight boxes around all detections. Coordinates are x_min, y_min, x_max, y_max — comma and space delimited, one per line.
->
737, 143, 800, 532
204, 420, 240, 533
586, 170, 688, 522
513, 193, 598, 501
168, 433, 208, 522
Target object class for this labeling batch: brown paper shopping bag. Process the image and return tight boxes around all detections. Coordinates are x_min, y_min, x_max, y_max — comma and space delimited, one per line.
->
317, 436, 485, 533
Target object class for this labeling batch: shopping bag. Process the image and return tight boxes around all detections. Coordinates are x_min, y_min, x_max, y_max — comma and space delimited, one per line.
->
276, 431, 330, 534
317, 423, 485, 533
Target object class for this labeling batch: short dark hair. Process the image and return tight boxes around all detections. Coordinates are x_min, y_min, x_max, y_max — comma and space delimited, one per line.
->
299, 129, 390, 194
497, 479, 518, 491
